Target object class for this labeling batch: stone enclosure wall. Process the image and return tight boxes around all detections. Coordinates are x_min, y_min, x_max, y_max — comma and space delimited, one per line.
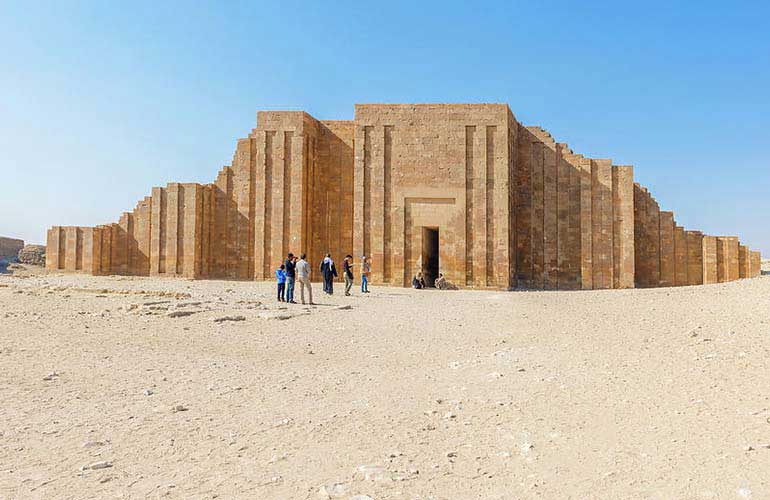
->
46, 104, 762, 288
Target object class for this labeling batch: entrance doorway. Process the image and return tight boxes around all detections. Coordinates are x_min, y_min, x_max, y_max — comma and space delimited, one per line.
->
422, 227, 439, 287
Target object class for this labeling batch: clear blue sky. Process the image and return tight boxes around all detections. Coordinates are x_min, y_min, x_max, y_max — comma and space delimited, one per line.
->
1, 1, 768, 254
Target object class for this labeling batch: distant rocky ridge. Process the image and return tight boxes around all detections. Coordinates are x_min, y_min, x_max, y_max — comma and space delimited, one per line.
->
0, 236, 24, 273
0, 236, 24, 261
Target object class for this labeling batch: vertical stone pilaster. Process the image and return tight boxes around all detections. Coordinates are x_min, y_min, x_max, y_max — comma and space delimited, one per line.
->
579, 158, 593, 289
98, 224, 112, 274
369, 125, 385, 283
716, 236, 739, 282
471, 124, 487, 286
750, 250, 762, 278
556, 146, 570, 288
253, 133, 268, 279
543, 145, 558, 289
530, 142, 545, 289
81, 227, 101, 275
612, 166, 635, 288
658, 211, 675, 287
63, 226, 78, 272
165, 183, 181, 275
702, 235, 718, 284
150, 187, 164, 276
353, 125, 366, 272
514, 125, 533, 287
591, 159, 613, 289
739, 244, 749, 279
673, 226, 688, 286
686, 231, 704, 285
492, 125, 510, 288
46, 226, 63, 270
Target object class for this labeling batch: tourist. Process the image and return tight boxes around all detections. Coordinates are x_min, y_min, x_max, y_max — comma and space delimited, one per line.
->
343, 254, 354, 296
296, 253, 314, 305
285, 252, 297, 304
360, 255, 371, 293
412, 272, 425, 289
275, 264, 286, 302
320, 253, 337, 294
434, 272, 458, 290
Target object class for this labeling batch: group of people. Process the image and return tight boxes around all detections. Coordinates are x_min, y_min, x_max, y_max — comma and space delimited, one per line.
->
412, 271, 456, 290
274, 252, 456, 303
275, 252, 371, 304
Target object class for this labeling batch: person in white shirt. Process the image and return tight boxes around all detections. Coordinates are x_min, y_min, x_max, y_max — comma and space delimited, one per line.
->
360, 255, 371, 293
296, 253, 314, 305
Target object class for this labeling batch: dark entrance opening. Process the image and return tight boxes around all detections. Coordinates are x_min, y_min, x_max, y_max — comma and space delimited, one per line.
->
422, 227, 439, 287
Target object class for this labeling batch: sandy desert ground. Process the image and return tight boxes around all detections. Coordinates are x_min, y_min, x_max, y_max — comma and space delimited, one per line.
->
2, 265, 770, 500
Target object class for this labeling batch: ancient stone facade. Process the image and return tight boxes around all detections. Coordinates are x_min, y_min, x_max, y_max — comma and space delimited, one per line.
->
46, 104, 762, 288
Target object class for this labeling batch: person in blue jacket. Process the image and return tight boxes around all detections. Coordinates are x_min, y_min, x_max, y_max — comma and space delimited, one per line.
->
275, 264, 287, 302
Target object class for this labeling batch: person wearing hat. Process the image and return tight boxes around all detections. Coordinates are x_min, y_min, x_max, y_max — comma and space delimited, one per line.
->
360, 255, 371, 293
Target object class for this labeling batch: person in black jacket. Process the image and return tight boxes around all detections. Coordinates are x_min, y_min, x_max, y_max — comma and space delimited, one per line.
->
285, 252, 297, 304
320, 253, 338, 294
343, 254, 354, 296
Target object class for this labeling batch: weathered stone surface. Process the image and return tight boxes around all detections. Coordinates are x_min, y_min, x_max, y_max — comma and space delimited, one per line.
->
633, 186, 661, 287
702, 236, 718, 285
749, 251, 762, 278
686, 231, 704, 286
17, 244, 46, 265
44, 103, 759, 289
739, 245, 750, 279
673, 226, 688, 286
658, 212, 675, 287
716, 237, 740, 283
